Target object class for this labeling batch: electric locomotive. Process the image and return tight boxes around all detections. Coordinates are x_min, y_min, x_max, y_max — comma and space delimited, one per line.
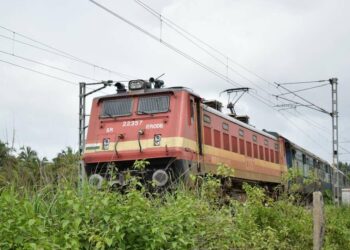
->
82, 78, 347, 196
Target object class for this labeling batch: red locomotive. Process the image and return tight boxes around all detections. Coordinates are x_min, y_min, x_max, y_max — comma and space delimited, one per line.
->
82, 78, 346, 196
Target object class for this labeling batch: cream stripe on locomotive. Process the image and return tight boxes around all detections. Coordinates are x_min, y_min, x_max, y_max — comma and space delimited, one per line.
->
85, 137, 285, 172
85, 137, 197, 153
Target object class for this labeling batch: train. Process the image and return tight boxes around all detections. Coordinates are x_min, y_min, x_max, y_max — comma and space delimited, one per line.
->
82, 78, 348, 200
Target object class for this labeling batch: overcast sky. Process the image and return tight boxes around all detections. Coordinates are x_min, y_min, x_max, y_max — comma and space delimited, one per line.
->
0, 0, 349, 162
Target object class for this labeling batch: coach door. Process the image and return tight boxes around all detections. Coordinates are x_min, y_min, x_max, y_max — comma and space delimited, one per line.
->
192, 96, 204, 171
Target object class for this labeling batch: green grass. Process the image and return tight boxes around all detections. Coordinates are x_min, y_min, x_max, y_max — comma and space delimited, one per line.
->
1, 141, 350, 249
2, 181, 349, 250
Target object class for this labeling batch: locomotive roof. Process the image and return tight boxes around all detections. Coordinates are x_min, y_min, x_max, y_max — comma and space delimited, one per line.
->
95, 86, 201, 101
203, 105, 278, 140
95, 86, 276, 140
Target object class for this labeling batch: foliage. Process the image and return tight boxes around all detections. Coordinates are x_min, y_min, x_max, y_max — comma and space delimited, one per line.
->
3, 179, 350, 249
1, 141, 350, 249
132, 159, 150, 171
0, 141, 79, 189
324, 205, 350, 249
216, 163, 235, 177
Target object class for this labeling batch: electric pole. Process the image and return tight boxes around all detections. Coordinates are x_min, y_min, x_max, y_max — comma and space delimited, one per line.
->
78, 80, 114, 185
274, 78, 340, 205
330, 78, 339, 204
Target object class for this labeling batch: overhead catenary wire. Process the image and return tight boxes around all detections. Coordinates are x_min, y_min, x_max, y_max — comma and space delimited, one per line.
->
282, 105, 350, 156
279, 109, 332, 155
0, 4, 337, 163
275, 81, 350, 157
276, 80, 329, 85
0, 58, 112, 95
0, 58, 77, 86
0, 49, 98, 81
0, 30, 135, 80
134, 0, 345, 152
275, 82, 330, 115
276, 83, 329, 96
134, 0, 278, 104
134, 0, 278, 91
88, 0, 276, 109
134, 0, 341, 143
88, 0, 337, 159
133, 0, 346, 156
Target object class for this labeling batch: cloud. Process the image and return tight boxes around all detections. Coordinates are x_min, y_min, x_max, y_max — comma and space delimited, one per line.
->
0, 0, 349, 161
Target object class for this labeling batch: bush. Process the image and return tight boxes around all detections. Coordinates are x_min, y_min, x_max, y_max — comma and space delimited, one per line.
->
1, 142, 349, 249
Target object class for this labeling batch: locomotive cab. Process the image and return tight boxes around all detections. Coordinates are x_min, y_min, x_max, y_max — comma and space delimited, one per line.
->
83, 80, 201, 187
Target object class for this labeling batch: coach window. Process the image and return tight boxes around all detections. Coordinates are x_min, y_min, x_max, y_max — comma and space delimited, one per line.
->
275, 151, 279, 164
259, 145, 264, 160
239, 129, 244, 137
239, 139, 245, 155
189, 99, 194, 124
223, 133, 230, 151
204, 114, 211, 124
222, 123, 229, 131
231, 136, 238, 153
246, 141, 252, 157
264, 138, 268, 146
204, 126, 212, 145
214, 130, 221, 148
265, 147, 269, 161
270, 149, 274, 163
274, 143, 279, 164
253, 143, 258, 158
302, 154, 306, 165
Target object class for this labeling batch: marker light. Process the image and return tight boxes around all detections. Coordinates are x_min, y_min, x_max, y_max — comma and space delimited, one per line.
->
102, 138, 110, 150
154, 134, 161, 146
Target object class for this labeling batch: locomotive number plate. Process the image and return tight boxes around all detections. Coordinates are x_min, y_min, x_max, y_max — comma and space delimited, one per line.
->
146, 123, 164, 129
122, 120, 143, 127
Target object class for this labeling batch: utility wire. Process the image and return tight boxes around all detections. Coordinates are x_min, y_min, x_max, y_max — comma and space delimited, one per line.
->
88, 0, 275, 109
123, 0, 277, 107
134, 0, 342, 155
90, 0, 334, 157
0, 49, 98, 81
134, 0, 277, 91
285, 109, 350, 155
275, 82, 330, 115
0, 29, 134, 80
275, 82, 350, 156
134, 0, 277, 104
276, 80, 329, 85
0, 58, 76, 85
278, 109, 331, 155
135, 0, 340, 139
276, 83, 329, 96
0, 57, 111, 95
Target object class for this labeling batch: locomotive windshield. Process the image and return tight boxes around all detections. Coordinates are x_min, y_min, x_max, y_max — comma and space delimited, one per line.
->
138, 95, 169, 114
101, 98, 133, 117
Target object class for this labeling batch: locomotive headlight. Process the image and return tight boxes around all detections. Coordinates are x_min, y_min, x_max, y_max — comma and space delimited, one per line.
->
128, 80, 145, 90
102, 138, 110, 150
154, 134, 161, 146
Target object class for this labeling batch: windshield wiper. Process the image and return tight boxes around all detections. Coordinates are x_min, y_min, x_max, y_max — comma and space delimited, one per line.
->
104, 112, 113, 118
139, 110, 154, 116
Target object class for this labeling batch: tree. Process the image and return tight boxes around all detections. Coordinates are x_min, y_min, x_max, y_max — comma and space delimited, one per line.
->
0, 141, 10, 167
52, 147, 79, 183
18, 146, 39, 164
